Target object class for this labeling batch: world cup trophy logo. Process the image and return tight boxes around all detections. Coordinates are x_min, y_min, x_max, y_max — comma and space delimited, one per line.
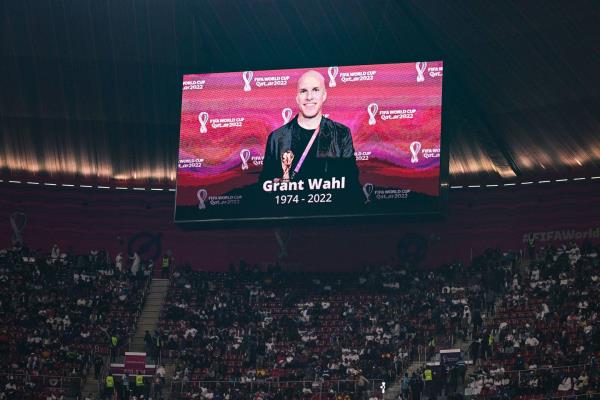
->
281, 108, 293, 124
240, 149, 251, 170
242, 71, 253, 92
328, 66, 339, 87
367, 103, 378, 126
197, 189, 208, 210
410, 141, 422, 163
363, 183, 374, 204
10, 211, 27, 245
281, 150, 294, 182
198, 112, 209, 133
416, 62, 427, 83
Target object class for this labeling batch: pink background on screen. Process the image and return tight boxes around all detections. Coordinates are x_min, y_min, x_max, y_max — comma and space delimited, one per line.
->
177, 62, 443, 206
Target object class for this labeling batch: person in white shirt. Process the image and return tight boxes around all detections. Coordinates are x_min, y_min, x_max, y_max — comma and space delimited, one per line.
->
558, 376, 573, 392
130, 252, 140, 276
524, 336, 539, 347
575, 371, 588, 392
115, 253, 123, 272
156, 364, 166, 378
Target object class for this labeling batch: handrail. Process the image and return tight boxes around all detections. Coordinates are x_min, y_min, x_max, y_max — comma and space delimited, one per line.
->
546, 393, 600, 399
470, 362, 592, 375
169, 378, 386, 397
465, 363, 596, 398
172, 378, 383, 384
0, 372, 82, 389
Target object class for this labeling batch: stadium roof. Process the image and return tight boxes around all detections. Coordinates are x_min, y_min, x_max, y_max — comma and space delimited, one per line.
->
1, 0, 598, 186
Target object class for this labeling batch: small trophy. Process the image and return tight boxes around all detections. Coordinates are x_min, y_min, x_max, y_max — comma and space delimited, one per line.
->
281, 150, 294, 182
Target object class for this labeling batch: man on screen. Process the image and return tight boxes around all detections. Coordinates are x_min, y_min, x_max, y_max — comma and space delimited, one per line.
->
259, 70, 362, 206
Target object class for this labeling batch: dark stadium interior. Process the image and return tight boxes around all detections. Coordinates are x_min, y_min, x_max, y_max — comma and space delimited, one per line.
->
2, 0, 599, 186
1, 1, 600, 400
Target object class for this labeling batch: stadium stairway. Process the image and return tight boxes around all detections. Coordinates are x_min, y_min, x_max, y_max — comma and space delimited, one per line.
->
131, 278, 170, 352
132, 278, 172, 398
79, 278, 171, 399
383, 337, 474, 400
81, 373, 101, 400
383, 359, 427, 400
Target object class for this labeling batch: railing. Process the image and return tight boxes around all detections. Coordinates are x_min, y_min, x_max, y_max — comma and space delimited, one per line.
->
546, 394, 600, 399
466, 391, 600, 400
127, 275, 153, 353
0, 372, 82, 392
465, 363, 594, 398
97, 359, 109, 394
157, 345, 163, 366
169, 378, 385, 398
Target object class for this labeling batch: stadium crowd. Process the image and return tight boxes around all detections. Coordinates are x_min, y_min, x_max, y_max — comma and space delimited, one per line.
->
158, 241, 600, 400
0, 243, 151, 400
1, 238, 599, 400
464, 241, 600, 399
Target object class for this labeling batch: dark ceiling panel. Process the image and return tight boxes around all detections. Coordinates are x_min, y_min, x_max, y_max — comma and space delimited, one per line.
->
0, 0, 598, 185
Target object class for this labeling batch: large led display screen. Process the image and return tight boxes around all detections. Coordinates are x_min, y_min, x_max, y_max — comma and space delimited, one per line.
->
175, 61, 444, 223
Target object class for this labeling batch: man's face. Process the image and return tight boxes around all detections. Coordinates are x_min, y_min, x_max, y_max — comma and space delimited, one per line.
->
296, 73, 327, 119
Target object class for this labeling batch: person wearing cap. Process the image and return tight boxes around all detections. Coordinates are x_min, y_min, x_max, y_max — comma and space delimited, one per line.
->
259, 70, 362, 206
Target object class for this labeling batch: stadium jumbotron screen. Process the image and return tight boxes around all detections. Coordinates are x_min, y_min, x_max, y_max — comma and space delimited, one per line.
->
175, 61, 444, 223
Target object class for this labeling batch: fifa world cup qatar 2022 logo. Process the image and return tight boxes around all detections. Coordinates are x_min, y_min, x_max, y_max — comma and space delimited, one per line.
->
198, 112, 209, 133
409, 141, 422, 163
328, 66, 339, 87
363, 183, 374, 204
240, 149, 251, 170
416, 62, 427, 83
242, 71, 253, 92
281, 108, 293, 124
367, 103, 378, 126
197, 189, 208, 210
